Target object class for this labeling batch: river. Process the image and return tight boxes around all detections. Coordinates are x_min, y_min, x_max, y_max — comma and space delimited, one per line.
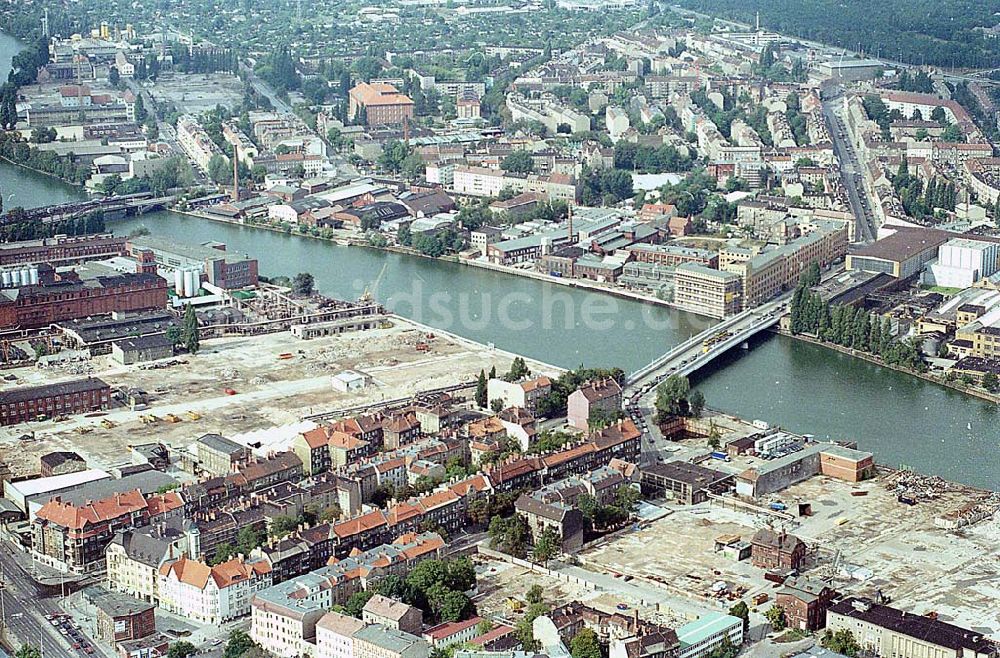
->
0, 34, 996, 490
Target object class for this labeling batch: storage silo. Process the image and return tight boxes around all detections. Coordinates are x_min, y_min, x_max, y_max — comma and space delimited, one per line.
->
183, 268, 198, 297
28, 268, 38, 285
174, 269, 185, 296
2, 271, 12, 288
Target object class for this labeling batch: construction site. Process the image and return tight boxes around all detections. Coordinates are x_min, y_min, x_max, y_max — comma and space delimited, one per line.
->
573, 468, 1000, 638
0, 317, 558, 478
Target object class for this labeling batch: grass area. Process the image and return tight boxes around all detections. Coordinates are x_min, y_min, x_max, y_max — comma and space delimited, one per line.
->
774, 629, 810, 643
922, 286, 963, 296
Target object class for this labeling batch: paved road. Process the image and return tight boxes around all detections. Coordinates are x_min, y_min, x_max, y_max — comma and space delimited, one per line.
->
0, 543, 77, 657
822, 93, 877, 242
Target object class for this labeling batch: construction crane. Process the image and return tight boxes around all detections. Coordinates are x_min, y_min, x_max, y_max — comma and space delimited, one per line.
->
360, 261, 389, 303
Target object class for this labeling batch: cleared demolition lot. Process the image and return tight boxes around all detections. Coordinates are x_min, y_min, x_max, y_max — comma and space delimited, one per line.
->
0, 319, 558, 477
143, 72, 245, 115
580, 473, 1000, 638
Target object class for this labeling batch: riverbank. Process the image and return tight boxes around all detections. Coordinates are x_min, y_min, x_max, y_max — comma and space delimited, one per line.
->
177, 207, 708, 316
780, 329, 1000, 404
0, 152, 88, 189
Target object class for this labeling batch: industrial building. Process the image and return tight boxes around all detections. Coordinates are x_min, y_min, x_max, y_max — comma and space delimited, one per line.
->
847, 227, 952, 279
0, 271, 168, 331
827, 598, 997, 658
925, 238, 1000, 289
127, 235, 258, 290
673, 264, 744, 319
110, 334, 175, 365
640, 461, 734, 505
736, 443, 874, 497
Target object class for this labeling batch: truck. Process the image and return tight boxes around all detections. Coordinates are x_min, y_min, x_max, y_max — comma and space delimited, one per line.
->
769, 502, 787, 511
710, 451, 731, 462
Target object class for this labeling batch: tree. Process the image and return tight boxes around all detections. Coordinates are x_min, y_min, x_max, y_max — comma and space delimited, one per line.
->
729, 601, 750, 634
345, 590, 374, 618
476, 369, 488, 408
504, 357, 531, 381
490, 398, 505, 414
655, 375, 691, 421
223, 630, 257, 658
211, 542, 235, 565
821, 629, 861, 657
236, 525, 264, 555
15, 647, 41, 658
134, 94, 148, 123
983, 371, 999, 393
570, 629, 602, 658
765, 605, 787, 631
688, 390, 705, 417
181, 304, 200, 354
167, 642, 197, 658
291, 272, 315, 295
207, 154, 230, 184
488, 514, 530, 558
101, 174, 123, 196
516, 602, 548, 652
532, 526, 560, 563
501, 150, 534, 174
269, 515, 301, 538
526, 584, 545, 605
109, 66, 121, 86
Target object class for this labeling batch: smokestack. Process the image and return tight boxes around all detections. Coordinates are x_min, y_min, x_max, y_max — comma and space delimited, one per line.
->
568, 205, 574, 242
232, 147, 240, 203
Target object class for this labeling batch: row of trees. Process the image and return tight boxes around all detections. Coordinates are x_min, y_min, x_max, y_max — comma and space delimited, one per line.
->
0, 132, 91, 184
892, 158, 956, 220
790, 283, 926, 372
0, 207, 104, 242
100, 157, 194, 198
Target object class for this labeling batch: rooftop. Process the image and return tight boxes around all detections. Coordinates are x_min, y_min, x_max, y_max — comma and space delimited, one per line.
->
829, 598, 995, 654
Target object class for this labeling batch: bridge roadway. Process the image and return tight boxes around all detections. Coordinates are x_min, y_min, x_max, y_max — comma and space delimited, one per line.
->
626, 296, 790, 391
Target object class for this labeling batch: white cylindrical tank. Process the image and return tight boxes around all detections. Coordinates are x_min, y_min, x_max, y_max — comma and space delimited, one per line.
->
11, 270, 21, 287
2, 271, 12, 288
20, 268, 31, 286
28, 268, 38, 285
174, 269, 185, 296
183, 269, 197, 297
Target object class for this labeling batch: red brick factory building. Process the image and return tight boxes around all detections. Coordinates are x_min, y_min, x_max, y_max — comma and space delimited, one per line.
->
0, 270, 167, 330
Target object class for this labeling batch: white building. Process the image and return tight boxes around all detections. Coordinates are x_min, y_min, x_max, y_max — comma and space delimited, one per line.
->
926, 238, 999, 289
176, 114, 226, 173
317, 612, 365, 658
606, 106, 630, 142
486, 376, 552, 414
158, 555, 272, 625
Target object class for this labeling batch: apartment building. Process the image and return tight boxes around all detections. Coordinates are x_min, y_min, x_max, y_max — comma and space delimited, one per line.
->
106, 525, 193, 603
32, 489, 183, 574
251, 533, 443, 657
176, 114, 225, 173
158, 555, 273, 625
